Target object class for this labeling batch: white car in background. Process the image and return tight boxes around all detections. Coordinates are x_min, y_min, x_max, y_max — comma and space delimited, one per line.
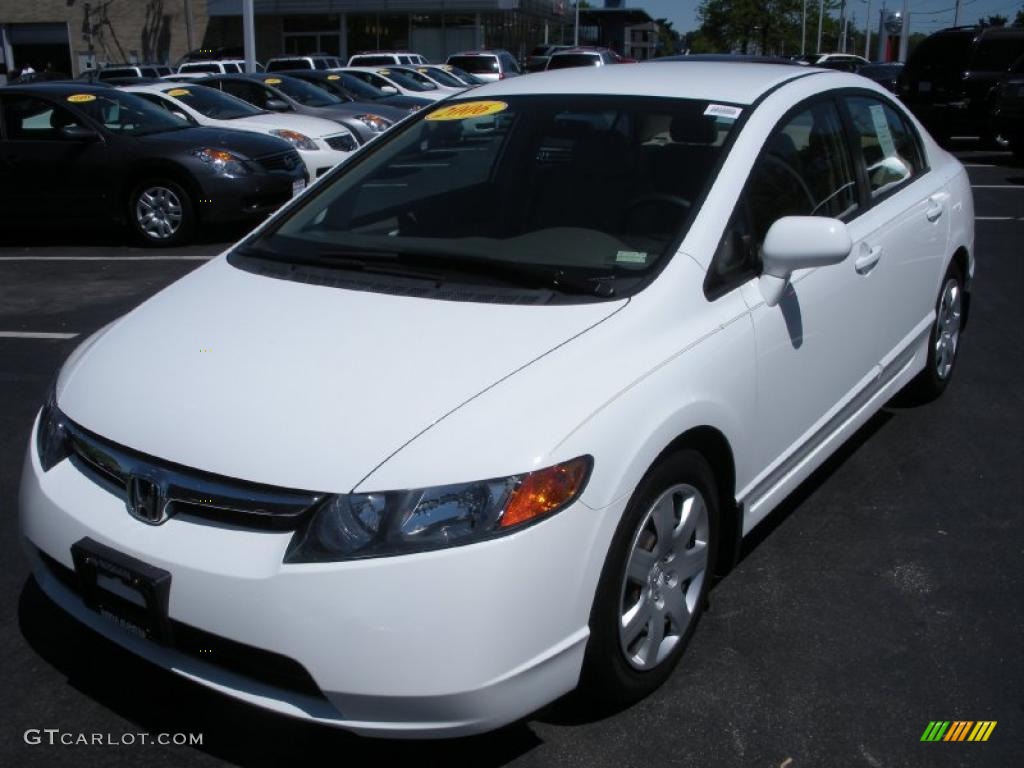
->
22, 63, 973, 738
387, 65, 466, 94
176, 59, 250, 76
341, 66, 450, 101
121, 83, 356, 178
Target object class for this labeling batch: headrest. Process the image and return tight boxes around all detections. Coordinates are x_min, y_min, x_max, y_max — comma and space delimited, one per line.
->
670, 112, 717, 144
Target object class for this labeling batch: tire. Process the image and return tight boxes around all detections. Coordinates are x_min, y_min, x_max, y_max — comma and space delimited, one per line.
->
578, 449, 719, 710
904, 261, 965, 403
128, 179, 195, 247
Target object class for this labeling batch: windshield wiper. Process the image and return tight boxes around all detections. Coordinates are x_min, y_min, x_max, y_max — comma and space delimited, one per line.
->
237, 246, 447, 283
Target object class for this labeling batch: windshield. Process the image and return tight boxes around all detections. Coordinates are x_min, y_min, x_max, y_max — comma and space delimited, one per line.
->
446, 66, 484, 85
264, 76, 342, 106
328, 72, 386, 100
395, 67, 445, 88
243, 95, 740, 299
68, 91, 190, 136
418, 66, 465, 87
163, 84, 262, 119
447, 56, 499, 74
373, 68, 436, 91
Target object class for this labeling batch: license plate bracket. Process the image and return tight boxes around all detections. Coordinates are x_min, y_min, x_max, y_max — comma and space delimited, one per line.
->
71, 537, 173, 644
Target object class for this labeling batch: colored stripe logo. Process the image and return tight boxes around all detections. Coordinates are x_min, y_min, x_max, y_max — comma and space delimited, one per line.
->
921, 721, 997, 742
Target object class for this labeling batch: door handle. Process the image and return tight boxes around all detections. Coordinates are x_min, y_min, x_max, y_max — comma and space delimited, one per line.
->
855, 244, 882, 274
925, 194, 944, 222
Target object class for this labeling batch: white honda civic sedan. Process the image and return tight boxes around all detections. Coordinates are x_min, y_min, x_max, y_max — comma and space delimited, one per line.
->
20, 63, 974, 737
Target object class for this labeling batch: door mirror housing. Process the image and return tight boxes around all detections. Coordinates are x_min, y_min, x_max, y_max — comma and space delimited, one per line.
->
60, 124, 100, 141
265, 98, 290, 111
758, 216, 852, 306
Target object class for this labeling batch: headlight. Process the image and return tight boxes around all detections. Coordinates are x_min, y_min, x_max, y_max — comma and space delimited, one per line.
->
36, 391, 69, 472
191, 147, 251, 177
285, 456, 592, 563
269, 129, 318, 151
353, 113, 392, 132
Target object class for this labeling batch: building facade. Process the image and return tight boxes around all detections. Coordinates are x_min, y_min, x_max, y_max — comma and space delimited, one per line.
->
0, 0, 211, 80
204, 1, 568, 64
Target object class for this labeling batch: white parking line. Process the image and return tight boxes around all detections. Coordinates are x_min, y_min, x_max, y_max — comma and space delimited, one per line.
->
0, 255, 213, 261
976, 216, 1022, 221
970, 185, 1024, 189
0, 331, 79, 339
963, 163, 996, 168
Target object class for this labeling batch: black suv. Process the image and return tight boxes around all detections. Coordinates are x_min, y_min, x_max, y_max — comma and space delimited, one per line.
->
992, 54, 1024, 160
898, 25, 1024, 144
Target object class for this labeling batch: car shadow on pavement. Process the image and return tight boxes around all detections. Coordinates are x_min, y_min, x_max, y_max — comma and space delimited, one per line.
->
17, 578, 542, 767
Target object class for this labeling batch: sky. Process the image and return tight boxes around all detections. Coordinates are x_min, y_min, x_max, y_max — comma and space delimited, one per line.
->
628, 0, 1023, 35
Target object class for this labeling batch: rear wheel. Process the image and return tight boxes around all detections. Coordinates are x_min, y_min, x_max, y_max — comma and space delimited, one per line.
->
578, 450, 718, 709
128, 179, 194, 247
905, 262, 965, 402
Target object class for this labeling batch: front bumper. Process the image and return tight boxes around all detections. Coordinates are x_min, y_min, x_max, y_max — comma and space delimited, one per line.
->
196, 169, 306, 223
19, 415, 606, 737
297, 146, 350, 179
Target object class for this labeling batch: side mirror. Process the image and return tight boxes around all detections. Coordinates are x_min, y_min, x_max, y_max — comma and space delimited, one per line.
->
60, 124, 100, 141
380, 85, 398, 94
759, 216, 852, 307
265, 98, 290, 111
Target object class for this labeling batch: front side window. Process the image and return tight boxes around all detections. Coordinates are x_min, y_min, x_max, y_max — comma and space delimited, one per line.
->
970, 37, 1024, 72
845, 95, 923, 197
706, 99, 858, 296
240, 95, 742, 300
219, 80, 274, 109
263, 76, 340, 106
2, 96, 86, 140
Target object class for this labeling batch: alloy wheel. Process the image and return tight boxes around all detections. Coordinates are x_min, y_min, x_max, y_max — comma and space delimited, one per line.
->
935, 277, 961, 381
135, 185, 183, 240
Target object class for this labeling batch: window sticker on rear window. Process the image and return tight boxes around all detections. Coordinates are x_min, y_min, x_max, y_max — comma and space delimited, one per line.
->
67, 94, 96, 103
425, 100, 508, 121
868, 103, 897, 158
704, 104, 742, 119
166, 88, 190, 97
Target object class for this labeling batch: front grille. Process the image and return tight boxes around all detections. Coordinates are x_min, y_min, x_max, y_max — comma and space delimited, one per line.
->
255, 150, 302, 172
56, 413, 324, 530
37, 550, 326, 700
325, 133, 357, 152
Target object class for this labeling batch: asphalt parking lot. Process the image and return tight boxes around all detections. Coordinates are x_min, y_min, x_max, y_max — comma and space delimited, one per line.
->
1, 146, 1021, 768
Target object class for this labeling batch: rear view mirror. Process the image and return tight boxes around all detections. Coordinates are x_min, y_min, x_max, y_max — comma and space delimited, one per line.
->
265, 98, 290, 111
60, 124, 100, 141
759, 216, 852, 306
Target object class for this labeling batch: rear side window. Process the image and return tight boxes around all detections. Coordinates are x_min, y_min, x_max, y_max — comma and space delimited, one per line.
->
352, 56, 394, 67
845, 95, 924, 197
181, 63, 220, 73
447, 56, 498, 74
548, 54, 601, 70
970, 37, 1024, 71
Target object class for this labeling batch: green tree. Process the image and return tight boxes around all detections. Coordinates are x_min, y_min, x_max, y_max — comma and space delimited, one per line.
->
978, 14, 1008, 27
1015, 5, 1024, 26
653, 18, 681, 56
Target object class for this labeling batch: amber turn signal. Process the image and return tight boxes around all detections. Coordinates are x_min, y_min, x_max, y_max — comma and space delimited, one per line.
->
500, 456, 591, 528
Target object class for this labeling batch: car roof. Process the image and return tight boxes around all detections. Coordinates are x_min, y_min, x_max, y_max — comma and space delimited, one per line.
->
653, 54, 798, 65
474, 61, 821, 105
0, 82, 112, 94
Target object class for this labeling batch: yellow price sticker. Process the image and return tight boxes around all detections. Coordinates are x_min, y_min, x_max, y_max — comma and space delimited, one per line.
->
166, 88, 190, 97
327, 74, 341, 80
67, 94, 97, 103
265, 77, 282, 84
377, 69, 391, 75
425, 100, 509, 122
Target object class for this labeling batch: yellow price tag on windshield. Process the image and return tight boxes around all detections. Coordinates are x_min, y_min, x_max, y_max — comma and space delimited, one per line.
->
67, 94, 96, 103
425, 101, 508, 121
166, 88, 190, 97
377, 69, 391, 75
327, 74, 341, 80
265, 77, 282, 84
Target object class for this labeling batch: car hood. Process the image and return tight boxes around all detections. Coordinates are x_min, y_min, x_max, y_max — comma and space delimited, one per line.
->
56, 257, 625, 492
135, 125, 291, 157
224, 113, 349, 139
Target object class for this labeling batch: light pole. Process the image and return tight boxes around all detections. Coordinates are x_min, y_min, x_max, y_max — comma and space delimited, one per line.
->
864, 0, 872, 59
816, 0, 825, 54
802, 0, 807, 56
898, 0, 909, 62
574, 2, 580, 47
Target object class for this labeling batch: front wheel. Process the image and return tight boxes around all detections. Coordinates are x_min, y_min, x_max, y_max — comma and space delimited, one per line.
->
578, 450, 718, 710
128, 179, 195, 247
905, 262, 965, 403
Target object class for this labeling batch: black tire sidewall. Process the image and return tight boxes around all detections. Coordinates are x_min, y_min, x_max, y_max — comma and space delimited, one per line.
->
579, 449, 719, 707
128, 179, 194, 247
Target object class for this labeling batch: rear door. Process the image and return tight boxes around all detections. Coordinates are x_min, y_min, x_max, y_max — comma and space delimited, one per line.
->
840, 92, 948, 369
